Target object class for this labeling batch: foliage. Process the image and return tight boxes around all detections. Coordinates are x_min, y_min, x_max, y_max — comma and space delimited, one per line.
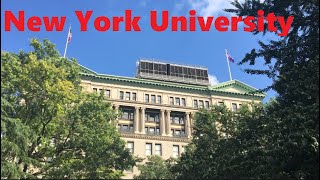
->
134, 155, 175, 179
173, 104, 269, 179
1, 39, 136, 179
174, 1, 319, 179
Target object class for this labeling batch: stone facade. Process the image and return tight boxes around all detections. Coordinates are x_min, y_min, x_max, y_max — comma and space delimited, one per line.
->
79, 64, 265, 179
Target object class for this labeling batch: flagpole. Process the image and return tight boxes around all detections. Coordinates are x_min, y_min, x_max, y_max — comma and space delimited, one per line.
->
225, 49, 233, 81
63, 25, 71, 58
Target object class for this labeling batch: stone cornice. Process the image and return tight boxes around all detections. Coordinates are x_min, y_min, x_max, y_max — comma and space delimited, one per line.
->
120, 133, 190, 143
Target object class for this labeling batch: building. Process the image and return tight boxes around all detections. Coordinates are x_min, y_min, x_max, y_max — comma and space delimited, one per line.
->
79, 59, 265, 178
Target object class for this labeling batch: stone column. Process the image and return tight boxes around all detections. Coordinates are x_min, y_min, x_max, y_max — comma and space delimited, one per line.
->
134, 107, 139, 134
166, 110, 171, 136
185, 112, 191, 138
140, 107, 146, 134
160, 109, 166, 136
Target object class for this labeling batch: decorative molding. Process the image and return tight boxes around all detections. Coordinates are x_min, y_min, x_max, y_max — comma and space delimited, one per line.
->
120, 133, 191, 143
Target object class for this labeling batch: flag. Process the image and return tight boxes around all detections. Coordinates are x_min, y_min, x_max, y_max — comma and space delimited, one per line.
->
226, 50, 235, 63
67, 27, 72, 44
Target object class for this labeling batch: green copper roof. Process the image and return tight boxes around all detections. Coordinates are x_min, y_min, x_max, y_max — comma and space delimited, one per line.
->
79, 64, 266, 100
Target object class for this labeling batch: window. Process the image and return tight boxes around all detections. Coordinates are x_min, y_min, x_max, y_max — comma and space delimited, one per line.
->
121, 110, 134, 120
173, 145, 179, 158
194, 100, 198, 108
145, 112, 160, 122
156, 127, 160, 135
149, 127, 155, 134
132, 93, 137, 101
169, 97, 174, 105
180, 117, 185, 125
171, 129, 174, 135
106, 90, 111, 98
155, 144, 162, 156
99, 89, 103, 94
146, 143, 152, 156
122, 125, 128, 130
199, 100, 204, 108
151, 95, 156, 103
239, 104, 242, 109
127, 142, 134, 153
93, 88, 97, 93
181, 130, 185, 135
171, 114, 185, 124
205, 101, 210, 109
218, 101, 224, 106
125, 92, 130, 100
175, 117, 180, 124
145, 94, 149, 102
120, 91, 124, 100
232, 103, 238, 112
157, 95, 162, 104
182, 98, 186, 106
175, 130, 181, 136
175, 98, 180, 106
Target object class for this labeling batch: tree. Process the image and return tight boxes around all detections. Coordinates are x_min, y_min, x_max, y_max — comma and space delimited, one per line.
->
225, 0, 319, 179
1, 39, 136, 179
173, 104, 268, 179
134, 155, 175, 179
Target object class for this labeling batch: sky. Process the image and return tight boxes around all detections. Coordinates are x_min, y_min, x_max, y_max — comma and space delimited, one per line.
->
1, 0, 277, 102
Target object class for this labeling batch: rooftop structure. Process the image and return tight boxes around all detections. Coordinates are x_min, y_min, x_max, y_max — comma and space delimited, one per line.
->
136, 59, 210, 86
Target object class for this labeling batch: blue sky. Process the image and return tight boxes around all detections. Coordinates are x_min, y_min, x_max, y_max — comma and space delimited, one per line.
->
1, 0, 277, 102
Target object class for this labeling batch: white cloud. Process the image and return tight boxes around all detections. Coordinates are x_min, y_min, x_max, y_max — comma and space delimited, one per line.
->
208, 74, 219, 85
187, 0, 244, 17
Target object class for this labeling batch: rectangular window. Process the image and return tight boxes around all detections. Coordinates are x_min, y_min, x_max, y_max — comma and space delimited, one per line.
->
145, 127, 148, 133
125, 92, 130, 100
182, 98, 186, 106
146, 143, 152, 156
180, 117, 185, 125
127, 142, 134, 154
151, 95, 156, 103
174, 117, 180, 124
157, 95, 162, 104
122, 125, 128, 130
199, 100, 204, 108
149, 127, 155, 134
239, 104, 242, 109
175, 98, 180, 106
218, 101, 224, 106
93, 88, 97, 93
145, 94, 149, 102
181, 130, 185, 135
132, 93, 137, 101
173, 145, 179, 158
155, 144, 162, 156
205, 101, 210, 109
169, 97, 174, 105
121, 111, 134, 120
120, 91, 124, 100
232, 103, 238, 112
175, 130, 181, 136
194, 100, 198, 108
171, 129, 174, 135
156, 127, 160, 135
106, 90, 111, 98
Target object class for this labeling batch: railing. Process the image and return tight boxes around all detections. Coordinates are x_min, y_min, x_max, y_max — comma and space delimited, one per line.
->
118, 128, 134, 134
172, 133, 188, 138
145, 131, 161, 136
118, 128, 189, 139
